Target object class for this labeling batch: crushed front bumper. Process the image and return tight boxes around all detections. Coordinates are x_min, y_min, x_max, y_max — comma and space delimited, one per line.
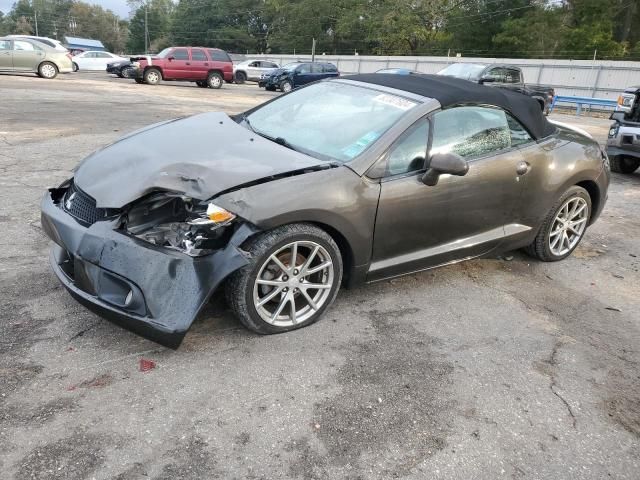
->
41, 189, 254, 348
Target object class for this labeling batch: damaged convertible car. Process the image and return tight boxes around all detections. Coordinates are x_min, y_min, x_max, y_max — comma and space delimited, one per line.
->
41, 74, 610, 347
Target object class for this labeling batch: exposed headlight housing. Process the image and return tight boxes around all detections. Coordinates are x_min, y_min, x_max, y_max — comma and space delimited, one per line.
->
124, 193, 236, 256
608, 126, 619, 138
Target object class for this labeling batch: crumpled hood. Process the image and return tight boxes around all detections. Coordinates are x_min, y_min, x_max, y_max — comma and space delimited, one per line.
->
267, 68, 288, 77
73, 112, 329, 209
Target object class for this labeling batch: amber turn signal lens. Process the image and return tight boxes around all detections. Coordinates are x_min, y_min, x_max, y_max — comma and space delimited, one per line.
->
206, 203, 236, 223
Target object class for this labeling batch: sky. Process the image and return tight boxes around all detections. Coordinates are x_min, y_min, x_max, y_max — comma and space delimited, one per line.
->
0, 0, 132, 18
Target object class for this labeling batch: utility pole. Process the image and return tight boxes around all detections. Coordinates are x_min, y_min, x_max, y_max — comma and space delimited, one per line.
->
34, 10, 39, 36
311, 38, 316, 63
144, 5, 149, 54
593, 49, 597, 61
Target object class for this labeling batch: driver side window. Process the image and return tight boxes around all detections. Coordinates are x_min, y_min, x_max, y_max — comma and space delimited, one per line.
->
385, 118, 429, 177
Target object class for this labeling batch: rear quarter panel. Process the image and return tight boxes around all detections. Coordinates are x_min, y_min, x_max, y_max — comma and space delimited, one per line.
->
517, 127, 605, 234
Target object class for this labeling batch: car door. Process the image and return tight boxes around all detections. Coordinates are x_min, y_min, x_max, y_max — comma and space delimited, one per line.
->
322, 63, 339, 79
165, 48, 190, 79
368, 106, 527, 281
244, 61, 260, 81
190, 48, 209, 80
75, 52, 94, 69
0, 39, 12, 70
293, 63, 313, 86
11, 40, 43, 71
94, 52, 115, 70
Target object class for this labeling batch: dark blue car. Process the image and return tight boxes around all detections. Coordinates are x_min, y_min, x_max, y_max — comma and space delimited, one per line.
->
259, 62, 339, 92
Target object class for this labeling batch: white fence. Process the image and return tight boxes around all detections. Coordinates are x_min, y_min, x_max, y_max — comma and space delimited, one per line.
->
250, 54, 640, 100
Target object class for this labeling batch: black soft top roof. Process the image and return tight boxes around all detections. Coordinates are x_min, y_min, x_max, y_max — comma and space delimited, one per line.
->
346, 73, 556, 140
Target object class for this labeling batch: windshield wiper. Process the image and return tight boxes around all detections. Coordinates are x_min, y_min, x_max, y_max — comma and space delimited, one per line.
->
240, 114, 300, 153
273, 136, 299, 152
241, 113, 256, 133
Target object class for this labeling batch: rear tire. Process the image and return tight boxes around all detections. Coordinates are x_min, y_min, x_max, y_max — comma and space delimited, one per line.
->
207, 72, 223, 89
121, 67, 135, 79
226, 223, 343, 335
143, 68, 161, 85
234, 71, 246, 84
525, 186, 591, 262
72, 62, 79, 72
38, 62, 58, 79
610, 155, 640, 174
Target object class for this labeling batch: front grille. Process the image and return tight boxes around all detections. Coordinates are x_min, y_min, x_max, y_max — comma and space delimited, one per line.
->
62, 182, 113, 226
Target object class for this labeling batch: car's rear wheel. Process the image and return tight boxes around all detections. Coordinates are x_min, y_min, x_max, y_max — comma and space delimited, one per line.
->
280, 80, 293, 93
121, 67, 135, 78
72, 62, 79, 72
143, 68, 161, 85
235, 71, 246, 84
610, 155, 640, 174
38, 62, 58, 79
226, 224, 343, 334
525, 186, 591, 261
207, 72, 223, 89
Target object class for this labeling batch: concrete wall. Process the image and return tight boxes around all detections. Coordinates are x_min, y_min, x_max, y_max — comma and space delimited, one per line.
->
249, 54, 640, 100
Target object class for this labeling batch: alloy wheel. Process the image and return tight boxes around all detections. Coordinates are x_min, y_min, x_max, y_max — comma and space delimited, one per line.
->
281, 81, 292, 93
40, 63, 57, 79
548, 197, 588, 256
252, 241, 334, 327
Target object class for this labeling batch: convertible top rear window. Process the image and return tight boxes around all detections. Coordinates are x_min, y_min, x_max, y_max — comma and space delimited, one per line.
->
247, 82, 418, 162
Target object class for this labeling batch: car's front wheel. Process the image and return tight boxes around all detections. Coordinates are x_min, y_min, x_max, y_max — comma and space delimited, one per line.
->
38, 62, 58, 79
610, 155, 640, 174
280, 80, 293, 93
143, 68, 161, 85
525, 186, 591, 261
226, 224, 343, 334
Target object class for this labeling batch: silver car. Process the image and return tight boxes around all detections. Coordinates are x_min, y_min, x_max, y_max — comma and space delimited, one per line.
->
0, 37, 73, 79
233, 59, 279, 84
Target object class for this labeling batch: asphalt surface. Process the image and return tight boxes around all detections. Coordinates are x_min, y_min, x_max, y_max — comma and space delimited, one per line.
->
1, 71, 639, 480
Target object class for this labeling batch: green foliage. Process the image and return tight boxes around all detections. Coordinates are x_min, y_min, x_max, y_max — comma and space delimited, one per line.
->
1, 0, 639, 59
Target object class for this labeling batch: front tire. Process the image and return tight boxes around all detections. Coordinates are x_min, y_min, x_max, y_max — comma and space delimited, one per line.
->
226, 224, 343, 334
525, 186, 591, 261
143, 68, 161, 85
38, 62, 58, 79
207, 72, 223, 89
280, 80, 293, 93
610, 155, 640, 174
121, 67, 135, 78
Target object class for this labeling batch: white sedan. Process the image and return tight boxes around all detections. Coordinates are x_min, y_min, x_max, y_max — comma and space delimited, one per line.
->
72, 51, 128, 72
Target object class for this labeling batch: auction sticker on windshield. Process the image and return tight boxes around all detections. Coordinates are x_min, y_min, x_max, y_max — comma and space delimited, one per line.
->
373, 94, 416, 110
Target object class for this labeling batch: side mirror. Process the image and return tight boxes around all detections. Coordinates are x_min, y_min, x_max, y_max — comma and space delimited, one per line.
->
479, 76, 495, 84
167, 56, 175, 61
421, 152, 469, 186
610, 111, 626, 122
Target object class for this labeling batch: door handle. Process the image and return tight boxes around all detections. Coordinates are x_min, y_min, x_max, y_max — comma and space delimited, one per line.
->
186, 62, 191, 65
516, 161, 530, 175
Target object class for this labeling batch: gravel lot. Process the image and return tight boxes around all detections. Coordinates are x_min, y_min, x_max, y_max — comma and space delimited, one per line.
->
1, 71, 639, 480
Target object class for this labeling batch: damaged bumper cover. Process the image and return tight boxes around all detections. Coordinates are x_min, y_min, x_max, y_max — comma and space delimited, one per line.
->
41, 189, 255, 348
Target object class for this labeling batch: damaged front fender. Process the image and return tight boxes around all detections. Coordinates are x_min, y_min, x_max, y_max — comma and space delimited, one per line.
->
41, 190, 259, 348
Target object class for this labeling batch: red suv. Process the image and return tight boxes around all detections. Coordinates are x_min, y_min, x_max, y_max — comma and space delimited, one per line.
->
132, 47, 234, 89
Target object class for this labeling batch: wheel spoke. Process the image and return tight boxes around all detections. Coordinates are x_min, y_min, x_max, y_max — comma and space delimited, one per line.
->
550, 233, 562, 249
270, 254, 290, 274
289, 297, 297, 324
562, 231, 570, 250
290, 242, 298, 268
299, 245, 319, 276
271, 294, 289, 322
550, 227, 563, 238
257, 287, 283, 307
570, 203, 586, 220
256, 278, 285, 287
300, 288, 319, 310
302, 282, 331, 290
305, 261, 332, 276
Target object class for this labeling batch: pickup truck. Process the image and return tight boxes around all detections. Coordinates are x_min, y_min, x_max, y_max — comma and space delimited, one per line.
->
607, 86, 640, 174
437, 63, 555, 115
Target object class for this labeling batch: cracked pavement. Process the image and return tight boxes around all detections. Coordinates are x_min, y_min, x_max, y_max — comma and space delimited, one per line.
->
0, 72, 639, 479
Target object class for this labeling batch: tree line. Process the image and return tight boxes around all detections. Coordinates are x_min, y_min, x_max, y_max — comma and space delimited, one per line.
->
1, 0, 638, 60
